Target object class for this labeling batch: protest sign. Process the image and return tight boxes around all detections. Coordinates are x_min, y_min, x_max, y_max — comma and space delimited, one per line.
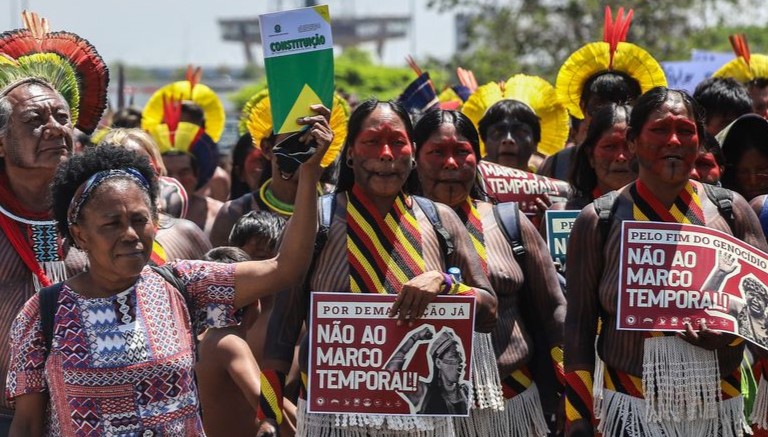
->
617, 221, 768, 350
308, 292, 475, 416
478, 160, 571, 219
545, 210, 579, 267
661, 60, 720, 94
260, 5, 334, 134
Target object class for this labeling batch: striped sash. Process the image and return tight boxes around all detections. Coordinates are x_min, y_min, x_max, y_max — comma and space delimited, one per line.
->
455, 198, 487, 275
501, 366, 534, 399
604, 365, 742, 401
630, 180, 704, 225
346, 186, 425, 294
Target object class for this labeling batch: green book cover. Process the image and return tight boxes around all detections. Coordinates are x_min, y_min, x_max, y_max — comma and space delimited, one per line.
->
260, 5, 334, 134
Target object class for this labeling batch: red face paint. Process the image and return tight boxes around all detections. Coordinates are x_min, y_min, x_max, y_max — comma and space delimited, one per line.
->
417, 123, 477, 207
350, 105, 414, 200
590, 122, 635, 192
691, 151, 721, 185
632, 99, 699, 186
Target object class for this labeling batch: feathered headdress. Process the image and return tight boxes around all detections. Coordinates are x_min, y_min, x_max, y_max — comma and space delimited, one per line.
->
240, 88, 348, 168
556, 6, 666, 119
142, 66, 226, 143
461, 74, 570, 157
0, 11, 109, 134
713, 34, 768, 83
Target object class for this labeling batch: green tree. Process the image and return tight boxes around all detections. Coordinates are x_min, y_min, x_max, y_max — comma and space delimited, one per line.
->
428, 0, 762, 83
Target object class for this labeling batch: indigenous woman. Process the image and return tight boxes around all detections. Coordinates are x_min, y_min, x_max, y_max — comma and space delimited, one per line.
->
564, 87, 767, 437
414, 109, 565, 437
539, 6, 666, 180
461, 74, 569, 171
567, 104, 635, 210
209, 89, 348, 247
258, 99, 497, 437
7, 99, 332, 435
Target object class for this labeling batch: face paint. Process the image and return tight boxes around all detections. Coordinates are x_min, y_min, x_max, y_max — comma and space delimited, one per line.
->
483, 120, 535, 170
589, 121, 634, 192
631, 96, 699, 186
690, 151, 721, 185
350, 105, 414, 200
417, 123, 477, 207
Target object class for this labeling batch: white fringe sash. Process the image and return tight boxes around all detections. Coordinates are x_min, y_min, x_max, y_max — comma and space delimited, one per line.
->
453, 383, 549, 437
598, 389, 749, 437
469, 332, 504, 410
751, 373, 768, 429
33, 260, 68, 291
642, 336, 721, 422
594, 352, 605, 416
296, 398, 457, 437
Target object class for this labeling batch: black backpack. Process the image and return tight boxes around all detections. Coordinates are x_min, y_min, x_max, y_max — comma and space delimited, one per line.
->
38, 264, 191, 356
593, 183, 735, 246
492, 201, 567, 295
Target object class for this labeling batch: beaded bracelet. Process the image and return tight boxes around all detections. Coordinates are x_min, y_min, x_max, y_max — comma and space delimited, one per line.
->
441, 272, 453, 294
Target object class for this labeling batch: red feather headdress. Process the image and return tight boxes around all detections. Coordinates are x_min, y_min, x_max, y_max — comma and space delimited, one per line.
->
0, 11, 109, 134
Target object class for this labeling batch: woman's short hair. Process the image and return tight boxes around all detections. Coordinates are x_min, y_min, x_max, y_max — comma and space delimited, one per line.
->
99, 128, 167, 176
51, 145, 159, 243
477, 99, 541, 145
581, 71, 642, 113
627, 87, 705, 144
413, 109, 488, 200
569, 103, 632, 196
336, 99, 418, 193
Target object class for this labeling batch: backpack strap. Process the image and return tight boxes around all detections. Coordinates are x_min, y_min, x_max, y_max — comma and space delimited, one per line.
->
703, 183, 734, 231
593, 191, 620, 247
493, 201, 525, 261
760, 197, 768, 238
413, 195, 454, 257
39, 282, 65, 357
313, 193, 336, 258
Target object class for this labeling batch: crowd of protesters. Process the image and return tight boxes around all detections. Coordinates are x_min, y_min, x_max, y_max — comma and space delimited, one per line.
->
6, 6, 768, 437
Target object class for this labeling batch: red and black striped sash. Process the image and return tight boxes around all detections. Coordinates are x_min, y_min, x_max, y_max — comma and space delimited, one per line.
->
630, 180, 704, 225
455, 198, 488, 275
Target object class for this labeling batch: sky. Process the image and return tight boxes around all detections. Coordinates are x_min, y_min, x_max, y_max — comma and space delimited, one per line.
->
1, 0, 457, 68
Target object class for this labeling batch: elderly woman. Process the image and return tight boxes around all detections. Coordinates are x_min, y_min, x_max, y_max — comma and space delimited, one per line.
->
258, 99, 497, 437
98, 128, 211, 262
567, 104, 635, 210
565, 87, 768, 437
413, 109, 565, 436
6, 104, 333, 436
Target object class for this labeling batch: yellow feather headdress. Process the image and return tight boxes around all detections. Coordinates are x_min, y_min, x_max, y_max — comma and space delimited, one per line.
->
461, 74, 569, 157
240, 89, 349, 168
555, 7, 666, 120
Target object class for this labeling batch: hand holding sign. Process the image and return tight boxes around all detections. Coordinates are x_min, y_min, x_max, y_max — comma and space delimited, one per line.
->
389, 271, 443, 326
274, 104, 333, 180
678, 319, 739, 351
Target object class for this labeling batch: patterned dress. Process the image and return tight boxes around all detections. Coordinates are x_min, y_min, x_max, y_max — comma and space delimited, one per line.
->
6, 261, 238, 436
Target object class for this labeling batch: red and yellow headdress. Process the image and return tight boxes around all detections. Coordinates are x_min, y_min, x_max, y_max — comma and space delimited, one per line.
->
556, 6, 666, 120
461, 74, 570, 157
713, 34, 768, 83
142, 66, 226, 143
0, 11, 109, 134
142, 67, 220, 190
239, 88, 348, 168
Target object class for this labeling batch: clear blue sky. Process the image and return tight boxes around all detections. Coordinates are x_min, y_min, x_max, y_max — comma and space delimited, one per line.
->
2, 0, 456, 68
